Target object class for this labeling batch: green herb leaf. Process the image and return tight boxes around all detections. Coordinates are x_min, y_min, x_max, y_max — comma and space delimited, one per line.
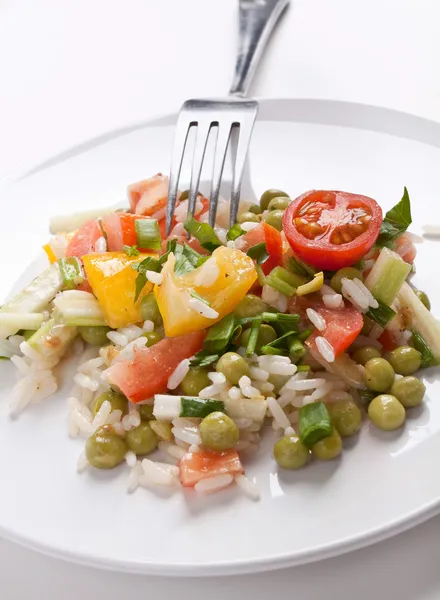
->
183, 218, 221, 252
180, 397, 225, 419
189, 351, 219, 368
226, 224, 245, 241
247, 243, 269, 264
174, 243, 204, 276
134, 272, 147, 302
260, 330, 297, 356
376, 187, 412, 247
123, 245, 140, 257
299, 402, 333, 447
412, 331, 437, 368
367, 300, 396, 328
135, 219, 162, 251
58, 257, 84, 290
288, 338, 306, 362
298, 328, 313, 341
204, 313, 235, 353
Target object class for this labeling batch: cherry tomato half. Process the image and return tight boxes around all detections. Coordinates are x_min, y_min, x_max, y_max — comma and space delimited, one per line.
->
283, 190, 382, 270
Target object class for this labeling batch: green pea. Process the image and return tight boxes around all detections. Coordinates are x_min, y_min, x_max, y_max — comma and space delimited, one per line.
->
414, 289, 431, 311
233, 294, 270, 319
140, 294, 162, 325
142, 330, 163, 347
240, 324, 277, 354
263, 209, 284, 231
274, 435, 310, 469
268, 196, 291, 211
92, 390, 128, 416
126, 422, 158, 455
199, 411, 239, 451
216, 352, 250, 385
311, 429, 342, 460
260, 189, 289, 211
364, 357, 395, 392
368, 394, 405, 430
237, 211, 260, 224
85, 425, 127, 469
391, 376, 426, 408
329, 399, 362, 437
352, 346, 381, 366
79, 326, 111, 346
149, 420, 173, 441
247, 204, 262, 215
180, 366, 211, 396
388, 346, 422, 375
138, 404, 154, 420
330, 267, 363, 294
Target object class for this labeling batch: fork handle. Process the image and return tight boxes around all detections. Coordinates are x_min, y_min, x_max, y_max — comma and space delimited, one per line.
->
229, 0, 290, 97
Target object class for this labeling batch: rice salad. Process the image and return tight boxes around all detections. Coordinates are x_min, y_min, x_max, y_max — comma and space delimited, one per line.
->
1, 176, 437, 499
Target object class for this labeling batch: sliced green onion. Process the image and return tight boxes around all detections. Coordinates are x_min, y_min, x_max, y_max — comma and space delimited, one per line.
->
267, 266, 306, 297
367, 300, 396, 328
123, 245, 140, 257
189, 351, 219, 368
412, 331, 437, 368
245, 318, 262, 357
204, 313, 235, 353
260, 330, 297, 356
296, 364, 311, 372
299, 402, 333, 447
135, 219, 161, 251
287, 256, 316, 278
247, 243, 269, 264
236, 312, 300, 327
227, 224, 245, 241
183, 218, 221, 252
255, 264, 266, 286
296, 272, 324, 296
180, 397, 225, 418
288, 338, 306, 363
58, 257, 84, 290
133, 256, 162, 301
298, 328, 313, 341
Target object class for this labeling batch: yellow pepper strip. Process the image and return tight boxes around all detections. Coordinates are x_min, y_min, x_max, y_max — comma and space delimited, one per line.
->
43, 243, 57, 265
83, 252, 156, 328
155, 246, 257, 337
296, 271, 324, 296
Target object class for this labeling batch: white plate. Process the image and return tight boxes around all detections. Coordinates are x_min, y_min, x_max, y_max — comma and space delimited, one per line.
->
1, 99, 440, 577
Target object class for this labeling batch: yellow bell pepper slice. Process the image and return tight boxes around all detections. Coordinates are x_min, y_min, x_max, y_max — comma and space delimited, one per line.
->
83, 252, 156, 328
155, 246, 257, 337
296, 271, 324, 296
43, 243, 57, 265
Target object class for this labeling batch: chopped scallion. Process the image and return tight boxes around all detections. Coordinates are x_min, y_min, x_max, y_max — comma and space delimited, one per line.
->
266, 266, 306, 297
247, 243, 269, 264
123, 245, 140, 257
296, 364, 311, 372
189, 351, 219, 368
412, 331, 437, 368
58, 257, 84, 290
245, 319, 262, 357
135, 219, 161, 251
287, 256, 316, 278
288, 338, 306, 362
299, 402, 333, 447
367, 300, 396, 328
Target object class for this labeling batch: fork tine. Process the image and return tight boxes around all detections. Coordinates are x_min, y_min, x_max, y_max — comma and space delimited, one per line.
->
208, 122, 233, 228
166, 115, 192, 236
229, 116, 257, 227
187, 120, 212, 224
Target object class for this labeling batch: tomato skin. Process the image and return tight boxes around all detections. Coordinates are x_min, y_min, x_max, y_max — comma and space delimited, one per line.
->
241, 222, 284, 274
66, 220, 102, 259
106, 331, 205, 403
378, 329, 399, 352
179, 450, 243, 487
394, 233, 417, 264
283, 190, 383, 270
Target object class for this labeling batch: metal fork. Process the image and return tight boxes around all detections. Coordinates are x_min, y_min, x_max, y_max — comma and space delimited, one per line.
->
166, 0, 290, 235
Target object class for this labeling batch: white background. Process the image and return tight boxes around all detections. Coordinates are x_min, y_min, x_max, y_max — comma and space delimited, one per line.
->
1, 0, 440, 597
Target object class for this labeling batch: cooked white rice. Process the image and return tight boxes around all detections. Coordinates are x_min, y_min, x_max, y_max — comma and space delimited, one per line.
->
315, 336, 335, 363
306, 308, 326, 331
194, 257, 220, 287
188, 297, 219, 319
195, 474, 233, 494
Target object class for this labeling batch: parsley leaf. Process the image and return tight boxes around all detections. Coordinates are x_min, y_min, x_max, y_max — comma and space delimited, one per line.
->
376, 187, 412, 248
247, 242, 269, 264
123, 245, 140, 257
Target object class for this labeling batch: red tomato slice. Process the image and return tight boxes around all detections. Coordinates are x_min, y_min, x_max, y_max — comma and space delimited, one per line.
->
304, 301, 363, 357
378, 329, 399, 352
106, 331, 205, 403
283, 190, 383, 270
241, 222, 284, 274
127, 173, 171, 216
66, 220, 102, 259
179, 450, 243, 487
241, 222, 265, 250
